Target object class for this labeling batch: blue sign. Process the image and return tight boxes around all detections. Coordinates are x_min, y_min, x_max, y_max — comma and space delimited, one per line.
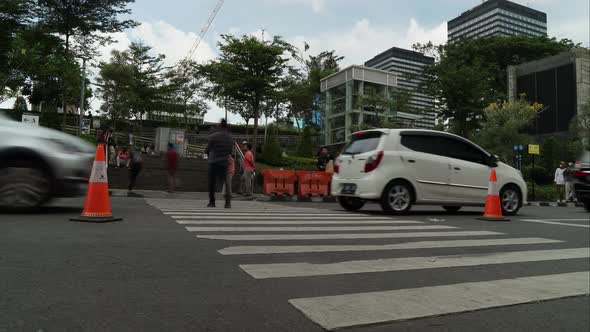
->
513, 145, 518, 151
518, 145, 524, 151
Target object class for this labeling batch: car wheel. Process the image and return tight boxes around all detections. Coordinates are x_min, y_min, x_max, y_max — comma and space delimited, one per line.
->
338, 196, 366, 211
443, 206, 461, 213
0, 160, 52, 210
381, 181, 413, 214
500, 185, 521, 216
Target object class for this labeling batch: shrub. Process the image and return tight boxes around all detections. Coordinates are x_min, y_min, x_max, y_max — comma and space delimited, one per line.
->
296, 126, 314, 157
261, 125, 282, 165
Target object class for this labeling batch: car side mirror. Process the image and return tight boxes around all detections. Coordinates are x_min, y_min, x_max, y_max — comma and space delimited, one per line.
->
487, 155, 499, 167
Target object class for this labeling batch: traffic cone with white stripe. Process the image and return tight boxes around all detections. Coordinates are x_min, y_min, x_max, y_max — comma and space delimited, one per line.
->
70, 144, 122, 222
478, 169, 509, 221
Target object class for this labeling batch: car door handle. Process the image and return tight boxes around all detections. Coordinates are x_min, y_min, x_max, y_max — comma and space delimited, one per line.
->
407, 159, 416, 163
453, 167, 461, 171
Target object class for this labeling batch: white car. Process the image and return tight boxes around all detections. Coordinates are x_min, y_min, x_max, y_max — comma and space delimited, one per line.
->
0, 113, 95, 209
332, 129, 527, 215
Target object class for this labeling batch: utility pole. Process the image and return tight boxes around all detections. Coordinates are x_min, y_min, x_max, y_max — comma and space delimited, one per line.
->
78, 58, 87, 136
261, 28, 265, 42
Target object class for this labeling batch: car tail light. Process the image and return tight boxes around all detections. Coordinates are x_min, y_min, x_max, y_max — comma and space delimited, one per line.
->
574, 170, 589, 178
334, 158, 340, 174
364, 151, 384, 173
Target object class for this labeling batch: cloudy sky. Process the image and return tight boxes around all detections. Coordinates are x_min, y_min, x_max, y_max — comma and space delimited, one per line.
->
6, 0, 590, 123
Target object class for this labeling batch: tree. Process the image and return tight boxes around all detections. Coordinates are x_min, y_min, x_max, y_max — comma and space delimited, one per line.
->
199, 34, 293, 156
415, 35, 577, 138
261, 125, 282, 165
572, 98, 590, 150
13, 95, 28, 112
97, 49, 134, 128
163, 59, 209, 128
473, 98, 539, 162
296, 125, 314, 158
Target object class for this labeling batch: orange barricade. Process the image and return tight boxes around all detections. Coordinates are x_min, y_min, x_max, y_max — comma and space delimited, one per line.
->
296, 171, 333, 197
261, 169, 297, 196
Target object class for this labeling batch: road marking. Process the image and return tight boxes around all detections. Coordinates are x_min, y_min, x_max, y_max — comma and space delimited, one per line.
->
240, 248, 590, 279
165, 212, 364, 216
186, 225, 456, 232
173, 216, 396, 220
175, 219, 423, 225
196, 230, 502, 241
288, 271, 590, 331
218, 237, 564, 255
521, 219, 590, 228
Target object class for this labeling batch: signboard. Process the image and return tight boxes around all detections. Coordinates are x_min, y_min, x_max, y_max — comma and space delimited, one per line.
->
92, 119, 101, 129
528, 144, 540, 155
175, 134, 184, 145
22, 113, 39, 126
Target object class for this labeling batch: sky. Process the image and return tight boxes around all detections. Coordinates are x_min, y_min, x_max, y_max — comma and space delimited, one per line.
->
5, 0, 590, 123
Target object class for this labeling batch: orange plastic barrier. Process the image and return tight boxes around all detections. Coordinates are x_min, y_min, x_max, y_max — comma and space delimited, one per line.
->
296, 171, 333, 197
261, 169, 297, 196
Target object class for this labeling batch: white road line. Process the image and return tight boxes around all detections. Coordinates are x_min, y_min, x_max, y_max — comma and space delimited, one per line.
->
196, 230, 502, 241
173, 216, 396, 220
240, 248, 590, 279
289, 271, 590, 331
176, 220, 422, 225
165, 212, 361, 216
218, 237, 564, 255
521, 219, 590, 228
186, 225, 456, 232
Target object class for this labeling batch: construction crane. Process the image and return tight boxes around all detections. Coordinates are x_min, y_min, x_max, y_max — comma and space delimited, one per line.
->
183, 0, 225, 63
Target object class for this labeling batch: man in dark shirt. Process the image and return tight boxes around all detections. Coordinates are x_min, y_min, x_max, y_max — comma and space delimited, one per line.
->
206, 119, 234, 208
317, 147, 333, 171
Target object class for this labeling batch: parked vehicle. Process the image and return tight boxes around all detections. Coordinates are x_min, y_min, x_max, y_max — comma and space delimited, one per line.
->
0, 113, 95, 209
332, 129, 527, 215
573, 151, 590, 212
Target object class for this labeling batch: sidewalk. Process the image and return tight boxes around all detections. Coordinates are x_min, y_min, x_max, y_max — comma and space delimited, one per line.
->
527, 201, 584, 208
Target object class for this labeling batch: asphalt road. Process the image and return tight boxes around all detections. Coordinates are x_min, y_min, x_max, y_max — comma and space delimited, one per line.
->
1, 197, 588, 332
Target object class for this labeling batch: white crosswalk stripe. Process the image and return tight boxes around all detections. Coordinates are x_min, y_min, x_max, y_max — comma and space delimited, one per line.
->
147, 198, 590, 330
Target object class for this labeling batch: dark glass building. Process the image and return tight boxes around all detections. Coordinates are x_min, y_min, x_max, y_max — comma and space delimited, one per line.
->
364, 47, 435, 128
448, 0, 547, 43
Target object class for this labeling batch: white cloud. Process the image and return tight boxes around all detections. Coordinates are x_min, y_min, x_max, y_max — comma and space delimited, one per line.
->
271, 0, 327, 13
289, 18, 447, 66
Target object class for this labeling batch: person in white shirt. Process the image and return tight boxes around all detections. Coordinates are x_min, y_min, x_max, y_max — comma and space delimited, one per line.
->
554, 161, 566, 202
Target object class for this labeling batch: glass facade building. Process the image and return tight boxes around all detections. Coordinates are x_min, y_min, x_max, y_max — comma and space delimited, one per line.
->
448, 0, 547, 43
320, 65, 422, 144
364, 47, 436, 129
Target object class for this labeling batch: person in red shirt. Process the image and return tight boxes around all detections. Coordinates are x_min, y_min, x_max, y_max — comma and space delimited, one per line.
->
166, 143, 179, 193
241, 143, 255, 196
222, 154, 235, 197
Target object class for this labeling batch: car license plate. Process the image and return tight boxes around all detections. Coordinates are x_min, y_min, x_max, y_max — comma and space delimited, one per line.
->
341, 184, 357, 195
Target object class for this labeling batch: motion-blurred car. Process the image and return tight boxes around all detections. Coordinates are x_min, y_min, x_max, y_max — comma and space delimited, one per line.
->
332, 129, 527, 215
572, 151, 590, 212
0, 113, 95, 209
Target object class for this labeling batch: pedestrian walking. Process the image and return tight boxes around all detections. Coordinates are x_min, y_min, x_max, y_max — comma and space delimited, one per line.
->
104, 127, 113, 165
238, 141, 248, 194
222, 154, 235, 198
116, 147, 130, 168
317, 147, 334, 172
128, 147, 143, 193
554, 161, 567, 202
206, 119, 234, 208
166, 143, 179, 193
564, 162, 576, 202
241, 142, 255, 197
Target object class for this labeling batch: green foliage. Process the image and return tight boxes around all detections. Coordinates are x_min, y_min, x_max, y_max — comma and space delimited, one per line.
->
261, 126, 283, 165
296, 125, 314, 157
527, 182, 559, 202
572, 98, 590, 150
199, 34, 294, 156
258, 155, 316, 170
473, 98, 538, 162
12, 96, 28, 112
416, 35, 577, 138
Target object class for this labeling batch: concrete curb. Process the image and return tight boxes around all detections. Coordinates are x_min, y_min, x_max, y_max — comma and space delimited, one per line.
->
526, 201, 584, 208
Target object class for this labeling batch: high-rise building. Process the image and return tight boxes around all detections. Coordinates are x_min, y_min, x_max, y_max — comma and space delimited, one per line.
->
364, 47, 436, 129
448, 0, 547, 43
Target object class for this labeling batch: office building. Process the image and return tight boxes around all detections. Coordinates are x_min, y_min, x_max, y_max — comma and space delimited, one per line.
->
448, 0, 547, 43
507, 49, 590, 135
320, 65, 422, 144
364, 47, 436, 129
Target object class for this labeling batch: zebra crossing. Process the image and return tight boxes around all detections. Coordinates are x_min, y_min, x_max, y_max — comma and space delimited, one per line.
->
146, 198, 590, 331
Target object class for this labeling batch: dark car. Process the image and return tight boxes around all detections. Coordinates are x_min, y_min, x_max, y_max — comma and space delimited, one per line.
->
572, 151, 590, 212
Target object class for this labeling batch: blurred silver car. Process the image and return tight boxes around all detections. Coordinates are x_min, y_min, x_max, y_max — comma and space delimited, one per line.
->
0, 113, 95, 209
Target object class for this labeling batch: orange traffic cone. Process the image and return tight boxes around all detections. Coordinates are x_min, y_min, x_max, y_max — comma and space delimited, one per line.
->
70, 144, 122, 223
478, 169, 509, 221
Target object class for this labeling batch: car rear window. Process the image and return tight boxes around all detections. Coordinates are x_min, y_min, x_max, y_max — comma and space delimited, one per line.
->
342, 131, 382, 155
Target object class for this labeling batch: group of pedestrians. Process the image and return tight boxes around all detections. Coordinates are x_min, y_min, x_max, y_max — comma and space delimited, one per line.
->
554, 161, 577, 203
205, 119, 256, 209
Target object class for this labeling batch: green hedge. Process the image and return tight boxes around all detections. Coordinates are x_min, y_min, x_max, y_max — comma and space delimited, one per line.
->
258, 155, 316, 170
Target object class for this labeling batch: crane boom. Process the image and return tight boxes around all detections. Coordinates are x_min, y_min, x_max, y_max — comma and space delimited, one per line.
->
185, 0, 224, 62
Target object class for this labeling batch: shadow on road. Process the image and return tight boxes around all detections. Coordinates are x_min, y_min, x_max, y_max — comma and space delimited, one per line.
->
0, 206, 81, 215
